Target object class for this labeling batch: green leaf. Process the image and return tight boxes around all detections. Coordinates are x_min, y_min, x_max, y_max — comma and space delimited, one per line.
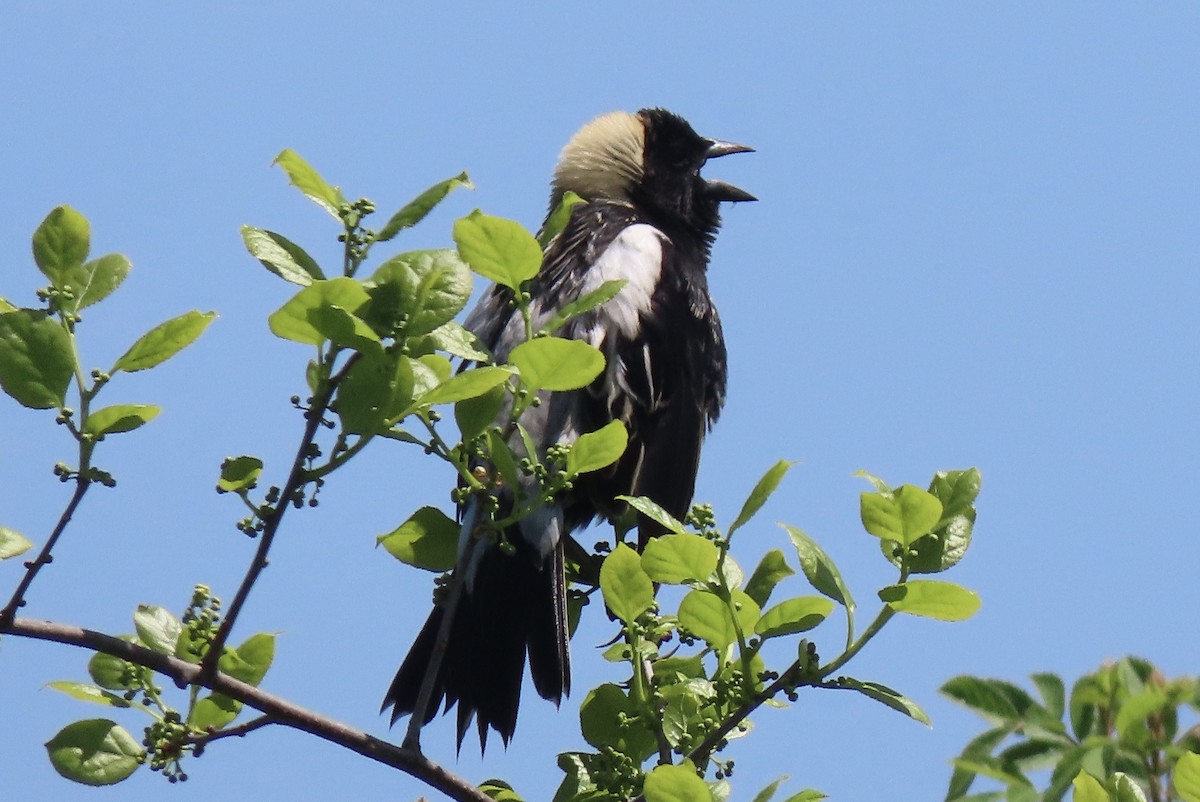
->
678, 588, 760, 650
617, 495, 687, 535
268, 277, 369, 346
0, 296, 14, 313
751, 778, 787, 802
1072, 772, 1111, 802
273, 149, 346, 219
32, 205, 90, 288
539, 279, 627, 336
377, 506, 459, 572
364, 249, 471, 337
834, 677, 931, 726
599, 543, 655, 625
45, 719, 141, 786
860, 484, 944, 546
886, 467, 982, 574
453, 210, 543, 290
46, 682, 131, 709
1174, 752, 1200, 802
1109, 773, 1147, 802
189, 692, 241, 731
509, 336, 604, 392
567, 420, 628, 475
218, 455, 263, 492
941, 676, 1028, 723
487, 429, 522, 494
83, 404, 160, 437
781, 792, 827, 802
0, 309, 75, 408
241, 226, 325, 285
87, 652, 135, 690
641, 533, 719, 584
754, 596, 834, 639
308, 304, 381, 354
744, 549, 795, 608
335, 351, 410, 434
111, 310, 215, 372
579, 683, 658, 762
220, 632, 275, 686
538, 190, 585, 248
0, 526, 34, 559
425, 321, 490, 362
455, 383, 506, 441
376, 172, 472, 242
729, 460, 793, 536
415, 366, 512, 407
133, 605, 181, 654
68, 253, 132, 312
782, 524, 855, 612
644, 760, 711, 802
478, 778, 525, 802
879, 579, 980, 621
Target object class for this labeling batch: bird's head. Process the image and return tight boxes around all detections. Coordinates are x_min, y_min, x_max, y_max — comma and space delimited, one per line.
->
550, 108, 754, 241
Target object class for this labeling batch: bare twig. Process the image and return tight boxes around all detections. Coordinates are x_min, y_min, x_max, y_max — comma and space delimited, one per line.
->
3, 617, 491, 802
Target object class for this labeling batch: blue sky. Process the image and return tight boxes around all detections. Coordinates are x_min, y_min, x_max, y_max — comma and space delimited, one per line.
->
2, 4, 1197, 800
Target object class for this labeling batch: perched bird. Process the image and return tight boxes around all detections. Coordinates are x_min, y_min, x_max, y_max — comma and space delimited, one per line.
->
382, 108, 754, 750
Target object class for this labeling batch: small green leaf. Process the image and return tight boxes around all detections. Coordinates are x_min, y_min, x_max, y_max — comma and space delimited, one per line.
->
879, 579, 980, 621
112, 310, 215, 373
45, 719, 142, 785
1174, 752, 1200, 802
860, 484, 944, 546
416, 366, 512, 407
46, 682, 131, 709
133, 605, 181, 655
83, 404, 160, 437
600, 543, 655, 625
241, 226, 325, 285
487, 430, 522, 495
782, 524, 855, 612
0, 526, 34, 559
0, 309, 75, 408
376, 172, 472, 242
644, 760, 711, 802
454, 210, 543, 290
729, 460, 793, 536
189, 692, 241, 731
751, 778, 787, 802
941, 676, 1040, 724
640, 534, 719, 584
617, 495, 687, 535
455, 383, 506, 441
744, 549, 795, 607
87, 652, 135, 690
579, 683, 658, 762
218, 456, 263, 492
32, 205, 90, 288
567, 420, 628, 475
0, 297, 14, 313
377, 506, 459, 572
272, 149, 346, 219
68, 253, 132, 311
335, 351, 410, 434
540, 279, 627, 336
1028, 673, 1065, 725
307, 304, 381, 354
509, 336, 604, 392
781, 792, 827, 802
834, 677, 931, 726
1110, 773, 1147, 802
754, 596, 834, 639
220, 633, 275, 686
478, 778, 525, 802
268, 277, 369, 346
538, 190, 585, 248
364, 249, 471, 337
1072, 772, 1111, 802
425, 321, 490, 362
678, 588, 760, 650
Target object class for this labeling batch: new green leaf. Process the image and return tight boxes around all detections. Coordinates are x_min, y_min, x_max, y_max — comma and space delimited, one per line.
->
678, 588, 760, 650
273, 149, 346, 219
133, 605, 181, 655
509, 336, 604, 391
376, 172, 472, 242
46, 682, 131, 709
415, 366, 511, 407
268, 277, 369, 346
617, 495, 687, 535
67, 253, 132, 312
364, 249, 471, 337
860, 484, 943, 546
754, 596, 834, 638
1175, 752, 1200, 802
729, 460, 793, 535
45, 719, 142, 785
0, 526, 34, 559
83, 404, 160, 437
641, 533, 719, 584
879, 580, 980, 621
241, 226, 325, 285
112, 310, 215, 372
783, 524, 855, 611
834, 678, 931, 726
540, 279, 627, 335
539, 190, 585, 248
643, 761, 711, 802
218, 456, 263, 492
600, 543, 655, 625
377, 506, 459, 572
0, 309, 75, 408
32, 205, 90, 289
744, 549, 795, 607
567, 420, 628, 475
454, 210, 542, 290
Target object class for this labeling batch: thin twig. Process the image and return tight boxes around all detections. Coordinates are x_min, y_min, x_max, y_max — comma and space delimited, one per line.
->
4, 617, 492, 802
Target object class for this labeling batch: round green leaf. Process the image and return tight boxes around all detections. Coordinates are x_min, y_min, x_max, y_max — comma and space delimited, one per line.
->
1072, 772, 1109, 802
678, 588, 760, 650
509, 336, 604, 392
878, 579, 981, 621
219, 632, 275, 686
0, 526, 34, 559
0, 309, 75, 409
218, 455, 263, 492
644, 761, 711, 802
860, 484, 944, 546
567, 420, 628, 475
112, 310, 215, 373
32, 205, 90, 288
83, 404, 160, 437
640, 533, 719, 585
455, 383, 506, 441
754, 596, 834, 638
377, 506, 459, 572
189, 692, 242, 731
87, 651, 135, 690
453, 210, 542, 290
599, 543, 655, 625
45, 719, 142, 786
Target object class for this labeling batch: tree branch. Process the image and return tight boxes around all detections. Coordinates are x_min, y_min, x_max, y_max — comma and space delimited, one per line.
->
4, 617, 491, 802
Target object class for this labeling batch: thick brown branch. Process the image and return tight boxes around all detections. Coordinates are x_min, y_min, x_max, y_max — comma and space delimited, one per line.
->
4, 617, 491, 802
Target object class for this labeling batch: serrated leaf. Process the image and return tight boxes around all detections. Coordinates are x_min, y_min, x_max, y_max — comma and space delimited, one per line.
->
0, 526, 34, 559
1174, 752, 1200, 802
729, 460, 793, 536
83, 404, 160, 437
32, 205, 90, 288
0, 309, 75, 408
879, 579, 980, 621
453, 210, 542, 290
678, 588, 760, 650
540, 278, 627, 336
68, 253, 132, 311
643, 760, 711, 802
509, 336, 604, 392
46, 682, 132, 708
640, 533, 719, 584
377, 506, 459, 572
45, 719, 142, 785
363, 249, 471, 337
133, 605, 181, 655
835, 677, 931, 726
415, 365, 512, 407
376, 172, 472, 242
860, 484, 944, 546
218, 455, 263, 492
112, 310, 215, 373
617, 495, 687, 535
538, 190, 585, 248
744, 549, 795, 607
754, 596, 834, 638
273, 149, 346, 219
782, 524, 855, 611
241, 226, 325, 285
567, 420, 628, 475
600, 543, 655, 625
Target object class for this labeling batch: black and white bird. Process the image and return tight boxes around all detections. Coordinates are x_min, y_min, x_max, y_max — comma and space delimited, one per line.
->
382, 108, 754, 749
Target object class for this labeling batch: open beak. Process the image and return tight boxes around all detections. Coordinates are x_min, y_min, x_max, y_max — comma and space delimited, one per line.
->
703, 139, 756, 202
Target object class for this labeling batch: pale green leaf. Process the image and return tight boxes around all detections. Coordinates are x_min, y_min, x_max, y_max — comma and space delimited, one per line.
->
45, 719, 142, 785
83, 404, 160, 437
879, 579, 981, 621
567, 420, 628, 475
600, 543, 655, 625
272, 149, 346, 219
641, 533, 719, 584
376, 172, 472, 242
453, 210, 542, 290
112, 310, 215, 372
509, 336, 604, 392
0, 309, 75, 408
241, 226, 325, 285
729, 460, 793, 536
0, 526, 34, 559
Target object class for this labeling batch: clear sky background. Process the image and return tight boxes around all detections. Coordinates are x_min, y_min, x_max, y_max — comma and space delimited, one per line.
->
2, 4, 1197, 801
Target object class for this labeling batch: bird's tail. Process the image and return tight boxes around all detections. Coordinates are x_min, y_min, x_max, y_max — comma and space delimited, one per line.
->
381, 528, 570, 751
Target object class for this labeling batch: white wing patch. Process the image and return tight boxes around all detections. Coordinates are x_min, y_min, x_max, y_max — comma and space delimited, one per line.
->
580, 224, 665, 341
